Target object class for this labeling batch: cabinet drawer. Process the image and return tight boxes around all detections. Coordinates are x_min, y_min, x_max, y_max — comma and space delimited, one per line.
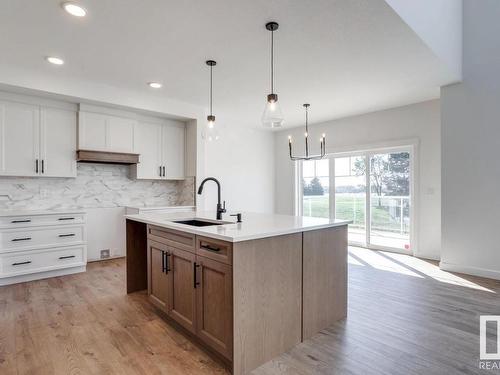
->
0, 225, 84, 252
0, 213, 85, 229
196, 236, 232, 265
147, 225, 195, 252
0, 245, 86, 277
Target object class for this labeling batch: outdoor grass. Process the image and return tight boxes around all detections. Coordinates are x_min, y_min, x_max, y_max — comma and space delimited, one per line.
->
302, 195, 409, 233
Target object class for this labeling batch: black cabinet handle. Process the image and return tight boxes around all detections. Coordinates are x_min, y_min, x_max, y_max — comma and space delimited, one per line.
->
200, 244, 221, 252
58, 217, 75, 221
159, 166, 162, 177
58, 233, 75, 238
41, 159, 44, 174
11, 219, 31, 223
59, 255, 75, 260
165, 253, 171, 273
162, 166, 166, 177
35, 159, 39, 173
12, 237, 31, 242
193, 262, 201, 288
12, 261, 31, 266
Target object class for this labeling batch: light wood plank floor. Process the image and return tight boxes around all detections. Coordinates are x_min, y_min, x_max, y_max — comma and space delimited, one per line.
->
0, 248, 499, 375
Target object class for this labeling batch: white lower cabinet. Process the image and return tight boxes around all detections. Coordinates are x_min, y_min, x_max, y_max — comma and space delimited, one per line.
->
0, 210, 87, 286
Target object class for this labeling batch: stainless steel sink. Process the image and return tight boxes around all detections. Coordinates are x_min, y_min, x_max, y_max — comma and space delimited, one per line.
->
173, 219, 228, 227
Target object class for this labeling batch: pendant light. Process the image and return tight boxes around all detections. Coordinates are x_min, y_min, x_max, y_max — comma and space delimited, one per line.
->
262, 22, 284, 128
289, 104, 326, 161
203, 60, 219, 142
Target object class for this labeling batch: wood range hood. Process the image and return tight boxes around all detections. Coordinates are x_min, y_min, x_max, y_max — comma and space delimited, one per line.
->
76, 149, 140, 165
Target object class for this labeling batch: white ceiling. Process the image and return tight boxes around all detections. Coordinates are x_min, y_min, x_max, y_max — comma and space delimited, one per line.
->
0, 0, 456, 129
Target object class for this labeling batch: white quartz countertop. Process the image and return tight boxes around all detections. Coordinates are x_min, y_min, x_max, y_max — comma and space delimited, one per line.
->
125, 210, 351, 242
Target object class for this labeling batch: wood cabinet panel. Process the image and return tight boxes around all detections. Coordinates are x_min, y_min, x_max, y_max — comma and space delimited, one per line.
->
196, 236, 232, 265
302, 226, 348, 340
147, 225, 195, 253
196, 255, 232, 359
232, 233, 302, 375
169, 246, 196, 333
147, 240, 170, 312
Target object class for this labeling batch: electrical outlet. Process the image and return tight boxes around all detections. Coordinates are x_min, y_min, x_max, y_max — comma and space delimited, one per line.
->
100, 249, 110, 259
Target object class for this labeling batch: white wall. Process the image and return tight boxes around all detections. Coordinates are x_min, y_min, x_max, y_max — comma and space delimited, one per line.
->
385, 0, 462, 80
275, 100, 441, 260
201, 125, 275, 214
440, 0, 500, 280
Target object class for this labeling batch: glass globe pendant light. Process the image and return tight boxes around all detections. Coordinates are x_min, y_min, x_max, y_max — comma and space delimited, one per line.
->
262, 22, 284, 128
203, 60, 220, 141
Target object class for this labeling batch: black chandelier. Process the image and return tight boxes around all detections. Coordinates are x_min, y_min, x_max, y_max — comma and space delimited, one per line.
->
289, 104, 326, 161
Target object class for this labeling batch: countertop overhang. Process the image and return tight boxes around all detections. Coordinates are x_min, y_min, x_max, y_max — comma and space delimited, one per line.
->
125, 211, 351, 242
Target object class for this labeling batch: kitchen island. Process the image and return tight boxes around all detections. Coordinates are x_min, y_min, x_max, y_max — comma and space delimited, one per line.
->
125, 211, 350, 375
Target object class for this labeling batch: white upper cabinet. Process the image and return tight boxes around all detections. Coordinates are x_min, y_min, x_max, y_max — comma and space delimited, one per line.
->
108, 115, 135, 153
40, 107, 77, 178
78, 111, 107, 151
78, 110, 136, 153
133, 120, 186, 180
133, 121, 163, 179
0, 100, 40, 177
0, 100, 76, 178
163, 122, 185, 180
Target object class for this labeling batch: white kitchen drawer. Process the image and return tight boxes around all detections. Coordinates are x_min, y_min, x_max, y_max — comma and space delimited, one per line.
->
0, 245, 86, 277
0, 225, 85, 252
0, 212, 85, 229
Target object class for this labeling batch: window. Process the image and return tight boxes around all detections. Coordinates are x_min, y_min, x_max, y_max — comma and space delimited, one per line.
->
302, 159, 329, 218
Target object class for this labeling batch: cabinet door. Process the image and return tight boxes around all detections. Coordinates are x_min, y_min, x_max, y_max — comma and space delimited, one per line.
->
196, 255, 233, 359
147, 240, 170, 312
162, 123, 185, 179
40, 107, 77, 177
0, 100, 40, 177
134, 121, 163, 179
78, 111, 107, 151
107, 115, 135, 153
169, 246, 196, 333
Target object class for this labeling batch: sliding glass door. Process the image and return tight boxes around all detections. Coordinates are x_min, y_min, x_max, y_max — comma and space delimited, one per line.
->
334, 156, 366, 245
298, 147, 412, 253
369, 152, 411, 250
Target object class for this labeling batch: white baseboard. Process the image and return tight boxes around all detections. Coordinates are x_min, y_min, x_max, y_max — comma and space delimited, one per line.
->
0, 265, 86, 286
439, 261, 500, 281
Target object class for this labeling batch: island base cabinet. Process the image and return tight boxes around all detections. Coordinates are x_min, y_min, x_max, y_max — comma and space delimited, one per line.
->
302, 226, 348, 340
169, 246, 196, 334
195, 256, 233, 360
147, 240, 170, 312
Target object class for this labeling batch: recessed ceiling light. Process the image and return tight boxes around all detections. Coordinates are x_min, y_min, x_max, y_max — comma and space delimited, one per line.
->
148, 82, 162, 89
46, 56, 65, 65
62, 2, 87, 17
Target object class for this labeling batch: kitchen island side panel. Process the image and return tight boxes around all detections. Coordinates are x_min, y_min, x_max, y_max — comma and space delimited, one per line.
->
232, 233, 302, 375
302, 225, 348, 340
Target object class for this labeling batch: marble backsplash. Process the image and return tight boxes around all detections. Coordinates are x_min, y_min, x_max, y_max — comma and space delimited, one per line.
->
0, 163, 195, 211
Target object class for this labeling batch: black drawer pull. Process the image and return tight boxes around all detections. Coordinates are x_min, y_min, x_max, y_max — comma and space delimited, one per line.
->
59, 255, 75, 260
12, 237, 31, 242
193, 262, 201, 288
201, 244, 221, 252
12, 261, 31, 266
58, 217, 75, 221
58, 233, 76, 238
11, 219, 31, 223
